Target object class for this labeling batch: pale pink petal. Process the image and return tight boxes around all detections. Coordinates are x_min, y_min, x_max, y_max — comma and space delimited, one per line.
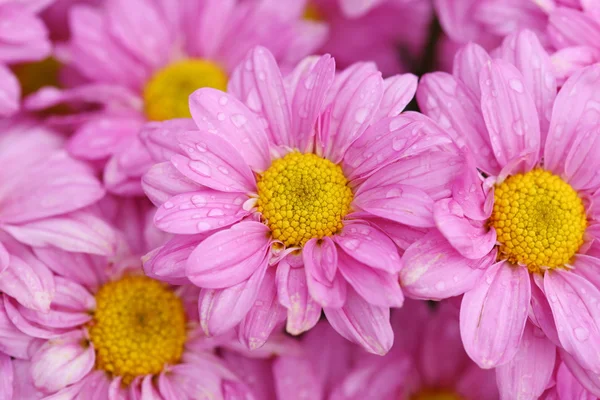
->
303, 237, 347, 308
31, 330, 95, 392
337, 250, 404, 307
3, 295, 62, 339
289, 54, 335, 152
571, 255, 600, 290
239, 268, 286, 350
563, 126, 600, 193
497, 30, 556, 139
143, 235, 203, 284
276, 260, 321, 336
344, 112, 454, 182
366, 217, 427, 252
0, 8, 50, 63
105, 0, 171, 68
0, 242, 7, 275
154, 191, 249, 235
0, 354, 12, 400
352, 184, 435, 228
142, 162, 199, 207
173, 130, 256, 193
452, 42, 492, 100
434, 198, 496, 259
189, 89, 270, 172
544, 269, 600, 373
417, 72, 498, 174
275, 21, 328, 68
0, 119, 61, 172
0, 245, 54, 312
451, 154, 492, 220
555, 361, 599, 400
434, 0, 482, 43
33, 247, 106, 290
3, 211, 118, 256
399, 230, 492, 300
318, 69, 383, 164
324, 287, 393, 355
479, 59, 541, 172
375, 74, 418, 120
544, 64, 600, 177
220, 354, 275, 400
187, 222, 271, 289
548, 7, 600, 50
139, 119, 197, 163
530, 274, 561, 346
272, 356, 323, 400
496, 322, 556, 400
460, 261, 531, 368
103, 137, 153, 196
198, 263, 269, 336
560, 349, 600, 397
67, 116, 143, 161
0, 152, 104, 224
0, 65, 19, 117
228, 46, 292, 147
334, 222, 401, 274
339, 0, 386, 18
0, 297, 35, 359
551, 46, 599, 85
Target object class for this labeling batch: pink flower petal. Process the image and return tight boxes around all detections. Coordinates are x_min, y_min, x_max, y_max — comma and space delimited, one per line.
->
187, 222, 271, 289
33, 247, 106, 290
544, 269, 600, 373
399, 230, 491, 300
337, 250, 404, 307
344, 112, 454, 181
353, 184, 435, 228
3, 295, 62, 339
375, 73, 418, 120
434, 198, 496, 259
173, 130, 256, 193
555, 360, 599, 400
143, 235, 203, 284
287, 54, 335, 151
496, 322, 556, 400
551, 46, 599, 85
0, 65, 19, 117
0, 151, 104, 224
334, 222, 401, 274
563, 127, 600, 193
545, 65, 600, 181
103, 136, 154, 196
31, 330, 95, 392
451, 153, 492, 221
142, 161, 199, 207
318, 69, 383, 164
560, 349, 600, 397
460, 261, 531, 368
365, 217, 427, 252
139, 119, 197, 163
3, 211, 118, 256
303, 237, 347, 308
497, 30, 556, 140
189, 88, 271, 172
479, 59, 541, 172
548, 7, 600, 50
0, 7, 50, 63
198, 262, 268, 336
452, 42, 492, 101
0, 297, 35, 359
0, 354, 12, 400
339, 0, 385, 18
272, 356, 323, 400
417, 72, 499, 174
324, 287, 393, 355
0, 242, 8, 275
238, 268, 286, 350
154, 191, 249, 235
530, 274, 560, 346
571, 255, 600, 290
276, 261, 321, 336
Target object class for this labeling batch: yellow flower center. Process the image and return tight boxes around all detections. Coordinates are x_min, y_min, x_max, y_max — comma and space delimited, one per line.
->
88, 275, 187, 384
411, 389, 463, 400
256, 152, 354, 248
13, 57, 61, 97
143, 58, 228, 121
490, 169, 587, 273
303, 4, 324, 21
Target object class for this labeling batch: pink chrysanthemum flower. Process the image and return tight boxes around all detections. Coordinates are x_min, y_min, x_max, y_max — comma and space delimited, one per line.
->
0, 118, 115, 313
302, 0, 432, 76
541, 352, 600, 399
400, 30, 600, 398
142, 46, 460, 354
25, 0, 327, 196
0, 0, 54, 116
7, 229, 254, 398
262, 300, 498, 400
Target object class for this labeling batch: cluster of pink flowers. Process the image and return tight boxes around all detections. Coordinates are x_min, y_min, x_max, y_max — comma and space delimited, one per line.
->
0, 0, 599, 399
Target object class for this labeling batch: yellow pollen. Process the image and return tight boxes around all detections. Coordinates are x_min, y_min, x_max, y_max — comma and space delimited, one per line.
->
411, 389, 463, 400
88, 275, 187, 385
143, 58, 228, 121
303, 4, 324, 21
490, 169, 587, 273
256, 152, 353, 248
13, 57, 61, 97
